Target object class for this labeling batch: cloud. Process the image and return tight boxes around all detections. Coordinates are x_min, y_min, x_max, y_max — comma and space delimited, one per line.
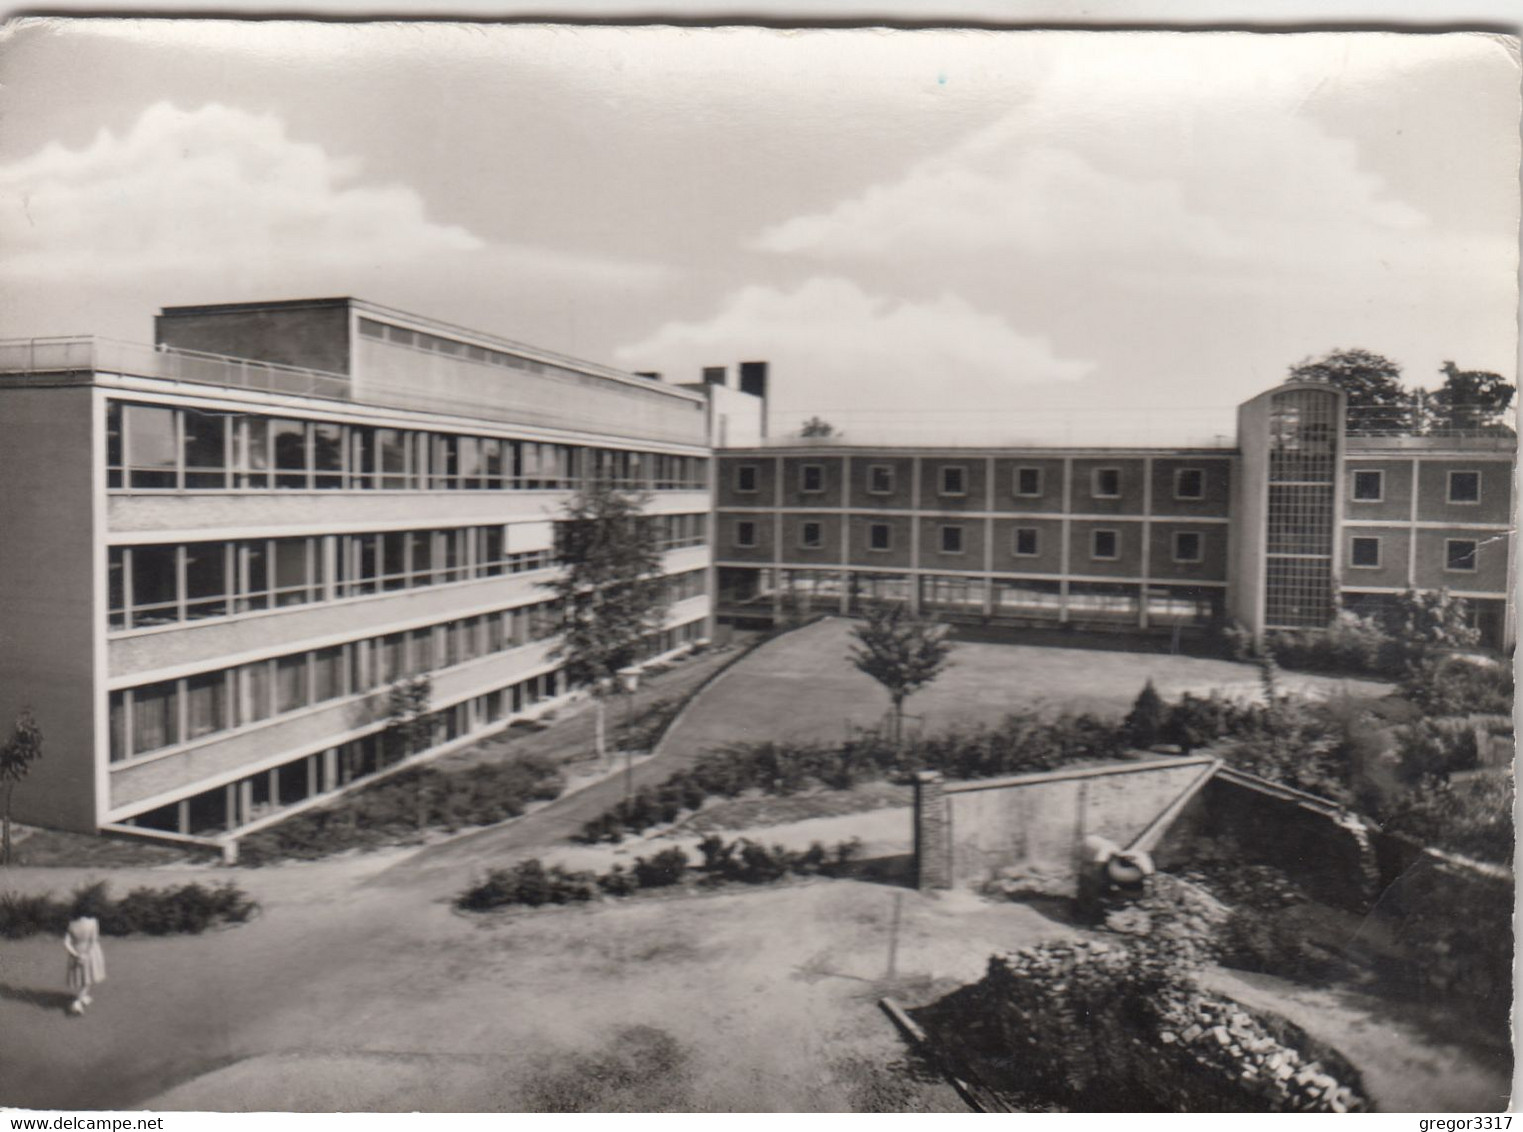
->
615, 277, 1094, 424
0, 101, 484, 279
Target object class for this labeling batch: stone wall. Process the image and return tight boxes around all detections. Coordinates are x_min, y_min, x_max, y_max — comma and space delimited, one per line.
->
914, 756, 1217, 892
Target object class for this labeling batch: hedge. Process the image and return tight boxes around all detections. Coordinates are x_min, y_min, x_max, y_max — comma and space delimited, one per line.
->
0, 880, 258, 939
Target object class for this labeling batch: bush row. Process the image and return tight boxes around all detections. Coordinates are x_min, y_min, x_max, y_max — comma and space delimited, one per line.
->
0, 880, 257, 939
456, 835, 862, 911
238, 753, 565, 865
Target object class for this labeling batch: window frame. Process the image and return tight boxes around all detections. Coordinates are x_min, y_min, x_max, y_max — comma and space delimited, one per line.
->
799, 520, 825, 550
1349, 535, 1382, 569
1091, 528, 1120, 561
938, 523, 965, 555
1447, 470, 1481, 505
867, 522, 893, 552
1014, 466, 1043, 498
734, 519, 758, 549
1444, 538, 1478, 572
1350, 469, 1385, 503
1013, 526, 1040, 557
799, 463, 826, 495
1092, 467, 1122, 500
938, 465, 968, 498
734, 463, 759, 494
866, 464, 895, 496
1173, 468, 1205, 501
1172, 531, 1203, 564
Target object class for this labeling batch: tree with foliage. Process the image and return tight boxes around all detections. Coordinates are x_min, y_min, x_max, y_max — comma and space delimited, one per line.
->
1382, 769, 1514, 866
1373, 588, 1480, 669
1289, 348, 1412, 435
0, 708, 43, 866
1123, 680, 1165, 749
848, 603, 952, 746
799, 416, 838, 438
383, 675, 433, 763
1427, 361, 1516, 436
547, 481, 672, 765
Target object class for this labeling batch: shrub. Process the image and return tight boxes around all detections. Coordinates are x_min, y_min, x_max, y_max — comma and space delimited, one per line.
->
1401, 655, 1514, 716
0, 881, 256, 939
1381, 769, 1514, 866
632, 847, 689, 889
457, 859, 602, 910
1124, 679, 1166, 749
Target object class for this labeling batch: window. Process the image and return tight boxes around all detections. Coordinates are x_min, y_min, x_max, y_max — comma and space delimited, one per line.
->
1173, 532, 1203, 563
131, 680, 179, 754
183, 542, 229, 619
1174, 469, 1205, 500
735, 464, 758, 493
1446, 539, 1477, 572
735, 520, 758, 549
800, 521, 824, 549
311, 646, 345, 702
868, 523, 892, 551
868, 464, 895, 495
275, 655, 309, 713
130, 545, 178, 626
1092, 529, 1119, 560
182, 409, 228, 489
1092, 468, 1121, 499
939, 466, 967, 497
1013, 527, 1039, 557
1351, 470, 1384, 502
184, 671, 227, 739
271, 419, 309, 489
939, 525, 964, 554
800, 464, 825, 494
1350, 536, 1381, 568
124, 404, 178, 489
1448, 471, 1481, 504
1015, 467, 1042, 497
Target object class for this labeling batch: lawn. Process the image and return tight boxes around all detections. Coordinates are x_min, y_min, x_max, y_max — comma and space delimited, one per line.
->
662, 617, 1390, 757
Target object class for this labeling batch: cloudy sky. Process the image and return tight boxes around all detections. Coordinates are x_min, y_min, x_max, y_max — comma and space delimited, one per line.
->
0, 21, 1516, 442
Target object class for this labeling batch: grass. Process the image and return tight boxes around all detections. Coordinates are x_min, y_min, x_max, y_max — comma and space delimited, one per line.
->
677, 781, 911, 833
3, 826, 214, 868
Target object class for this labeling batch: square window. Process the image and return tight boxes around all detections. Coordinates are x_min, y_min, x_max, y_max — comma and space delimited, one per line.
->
800, 521, 824, 549
1014, 527, 1039, 556
1093, 468, 1121, 499
868, 464, 895, 495
939, 525, 964, 554
1448, 471, 1480, 504
939, 466, 967, 496
1092, 529, 1119, 560
1174, 469, 1204, 500
735, 520, 757, 549
800, 464, 825, 493
1015, 467, 1042, 497
1350, 536, 1381, 568
868, 523, 892, 551
735, 464, 758, 493
1173, 531, 1203, 563
1446, 539, 1477, 571
1351, 470, 1384, 502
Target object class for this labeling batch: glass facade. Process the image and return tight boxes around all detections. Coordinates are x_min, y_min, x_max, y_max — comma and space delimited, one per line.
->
1263, 387, 1339, 628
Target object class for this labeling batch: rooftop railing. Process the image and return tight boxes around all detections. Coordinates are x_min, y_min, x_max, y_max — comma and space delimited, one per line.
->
0, 336, 354, 400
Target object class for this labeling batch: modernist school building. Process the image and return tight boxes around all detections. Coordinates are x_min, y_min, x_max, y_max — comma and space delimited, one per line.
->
714, 382, 1516, 651
0, 298, 718, 851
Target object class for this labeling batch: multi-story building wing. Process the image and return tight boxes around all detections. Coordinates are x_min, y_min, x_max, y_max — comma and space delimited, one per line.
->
717, 379, 1515, 650
0, 298, 714, 851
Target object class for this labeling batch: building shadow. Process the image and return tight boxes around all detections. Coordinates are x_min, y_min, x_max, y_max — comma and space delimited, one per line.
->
0, 982, 77, 1014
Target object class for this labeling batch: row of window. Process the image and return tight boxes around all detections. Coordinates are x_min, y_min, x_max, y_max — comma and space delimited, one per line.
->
106, 400, 709, 492
734, 462, 1209, 502
1349, 468, 1486, 505
107, 515, 706, 631
108, 527, 555, 630
109, 600, 710, 769
731, 519, 1207, 564
108, 599, 566, 762
1348, 536, 1479, 572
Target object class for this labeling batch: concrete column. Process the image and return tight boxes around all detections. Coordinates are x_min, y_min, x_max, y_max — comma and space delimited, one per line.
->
1059, 456, 1073, 623
913, 770, 953, 891
323, 747, 339, 792
176, 798, 190, 837
909, 457, 923, 615
1139, 456, 1153, 629
224, 783, 239, 831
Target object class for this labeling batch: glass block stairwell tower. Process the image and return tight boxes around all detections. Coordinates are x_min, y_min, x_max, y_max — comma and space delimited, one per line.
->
1231, 381, 1346, 639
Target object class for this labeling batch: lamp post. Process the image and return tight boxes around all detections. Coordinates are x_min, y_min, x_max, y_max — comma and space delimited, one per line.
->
617, 666, 641, 802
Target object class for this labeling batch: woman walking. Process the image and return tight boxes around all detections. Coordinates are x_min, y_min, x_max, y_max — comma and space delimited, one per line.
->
64, 909, 106, 1015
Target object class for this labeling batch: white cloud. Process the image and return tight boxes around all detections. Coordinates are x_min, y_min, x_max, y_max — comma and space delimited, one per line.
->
616, 277, 1094, 427
0, 101, 483, 279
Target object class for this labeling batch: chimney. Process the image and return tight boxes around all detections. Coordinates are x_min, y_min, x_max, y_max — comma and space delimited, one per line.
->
738, 361, 768, 399
702, 366, 728, 387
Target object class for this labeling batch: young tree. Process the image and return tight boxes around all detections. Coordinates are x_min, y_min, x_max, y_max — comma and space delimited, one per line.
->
1428, 361, 1516, 436
848, 603, 952, 746
1289, 348, 1412, 434
383, 675, 434, 763
799, 416, 839, 438
547, 480, 672, 765
1123, 679, 1165, 750
0, 708, 43, 866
